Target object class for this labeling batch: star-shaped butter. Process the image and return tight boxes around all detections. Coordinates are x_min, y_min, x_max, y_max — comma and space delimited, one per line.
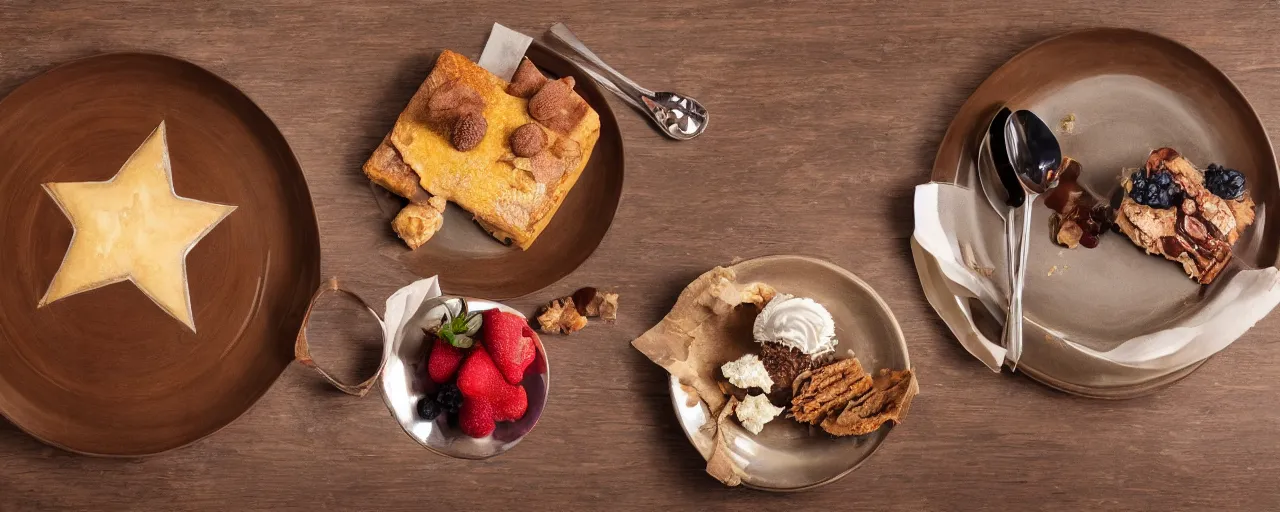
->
37, 122, 236, 332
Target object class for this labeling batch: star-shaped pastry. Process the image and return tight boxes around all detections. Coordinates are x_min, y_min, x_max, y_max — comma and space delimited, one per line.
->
38, 122, 236, 332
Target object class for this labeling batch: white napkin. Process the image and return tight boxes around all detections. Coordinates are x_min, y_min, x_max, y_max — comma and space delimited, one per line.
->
478, 23, 533, 81
381, 277, 443, 360
913, 181, 1280, 372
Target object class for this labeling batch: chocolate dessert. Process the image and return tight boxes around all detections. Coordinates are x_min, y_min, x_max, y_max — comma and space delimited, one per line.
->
1045, 158, 1114, 249
759, 342, 821, 404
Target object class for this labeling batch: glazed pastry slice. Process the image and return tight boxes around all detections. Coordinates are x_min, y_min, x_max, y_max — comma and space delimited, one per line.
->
1115, 148, 1255, 284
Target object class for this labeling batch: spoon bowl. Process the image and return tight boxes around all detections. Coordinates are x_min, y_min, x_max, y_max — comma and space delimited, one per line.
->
1006, 110, 1064, 193
548, 23, 708, 140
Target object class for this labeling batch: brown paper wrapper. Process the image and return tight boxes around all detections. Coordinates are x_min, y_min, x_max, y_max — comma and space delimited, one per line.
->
631, 266, 775, 485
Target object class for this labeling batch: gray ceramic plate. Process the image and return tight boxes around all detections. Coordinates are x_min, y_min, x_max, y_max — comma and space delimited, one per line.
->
668, 255, 911, 491
926, 28, 1279, 397
380, 297, 549, 459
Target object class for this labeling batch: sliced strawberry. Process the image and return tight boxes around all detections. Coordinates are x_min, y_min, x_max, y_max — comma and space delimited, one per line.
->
459, 399, 496, 438
427, 336, 465, 384
481, 309, 538, 385
457, 347, 528, 421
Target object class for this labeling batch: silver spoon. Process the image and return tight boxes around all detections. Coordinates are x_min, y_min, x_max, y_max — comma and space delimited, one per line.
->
546, 23, 708, 140
977, 106, 1027, 365
1003, 110, 1062, 370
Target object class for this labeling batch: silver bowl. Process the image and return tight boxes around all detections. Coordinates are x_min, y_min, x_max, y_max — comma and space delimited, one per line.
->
380, 296, 549, 459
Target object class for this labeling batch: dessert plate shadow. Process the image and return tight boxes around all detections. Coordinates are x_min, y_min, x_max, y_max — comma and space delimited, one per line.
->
669, 255, 910, 492
925, 28, 1279, 397
386, 43, 625, 300
0, 53, 320, 456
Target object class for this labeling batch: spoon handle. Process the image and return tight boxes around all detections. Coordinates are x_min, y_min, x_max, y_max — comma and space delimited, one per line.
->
1009, 200, 1034, 370
1003, 206, 1019, 366
547, 23, 655, 101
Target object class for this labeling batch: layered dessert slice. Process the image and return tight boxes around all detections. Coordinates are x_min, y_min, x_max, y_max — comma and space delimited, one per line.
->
1115, 148, 1255, 284
364, 51, 601, 250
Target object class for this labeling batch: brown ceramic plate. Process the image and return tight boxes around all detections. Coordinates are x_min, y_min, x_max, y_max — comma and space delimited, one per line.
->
0, 53, 320, 455
669, 255, 912, 491
926, 28, 1278, 397
378, 43, 624, 299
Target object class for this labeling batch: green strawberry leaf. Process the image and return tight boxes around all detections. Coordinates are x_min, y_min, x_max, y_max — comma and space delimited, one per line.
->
439, 329, 455, 345
452, 334, 474, 349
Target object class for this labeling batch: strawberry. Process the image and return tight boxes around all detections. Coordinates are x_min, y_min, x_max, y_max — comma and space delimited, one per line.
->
459, 399, 495, 438
426, 336, 465, 384
481, 309, 538, 385
457, 347, 528, 421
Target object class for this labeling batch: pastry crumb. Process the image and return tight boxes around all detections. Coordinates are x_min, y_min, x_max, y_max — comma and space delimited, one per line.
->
961, 243, 995, 277
536, 287, 619, 334
1060, 113, 1076, 134
1047, 265, 1058, 277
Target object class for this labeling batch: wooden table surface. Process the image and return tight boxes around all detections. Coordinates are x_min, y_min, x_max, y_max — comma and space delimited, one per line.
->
3, 1, 1280, 510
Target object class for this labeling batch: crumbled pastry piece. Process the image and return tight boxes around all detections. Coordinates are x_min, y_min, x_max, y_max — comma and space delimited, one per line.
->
699, 277, 776, 316
391, 196, 448, 249
790, 359, 917, 437
451, 112, 487, 151
427, 79, 485, 126
537, 297, 588, 334
528, 77, 590, 134
510, 123, 547, 157
506, 58, 549, 98
734, 393, 783, 435
819, 368, 917, 437
720, 354, 774, 393
536, 287, 619, 334
572, 287, 618, 321
1115, 148, 1255, 284
789, 358, 872, 424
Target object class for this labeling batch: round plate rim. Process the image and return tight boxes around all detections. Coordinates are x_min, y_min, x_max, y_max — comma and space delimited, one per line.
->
0, 51, 321, 457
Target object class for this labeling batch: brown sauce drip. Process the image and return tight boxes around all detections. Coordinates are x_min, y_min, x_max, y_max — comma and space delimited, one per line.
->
1045, 158, 1112, 248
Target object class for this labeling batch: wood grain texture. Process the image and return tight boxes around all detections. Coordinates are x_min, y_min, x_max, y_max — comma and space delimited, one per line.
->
2, 0, 1280, 510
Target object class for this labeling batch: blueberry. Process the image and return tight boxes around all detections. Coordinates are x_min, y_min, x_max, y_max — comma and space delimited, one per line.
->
1205, 165, 1246, 199
1155, 172, 1172, 186
1154, 191, 1170, 208
417, 397, 441, 420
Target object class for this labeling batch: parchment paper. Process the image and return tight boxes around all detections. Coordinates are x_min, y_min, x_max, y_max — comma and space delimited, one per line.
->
632, 266, 773, 485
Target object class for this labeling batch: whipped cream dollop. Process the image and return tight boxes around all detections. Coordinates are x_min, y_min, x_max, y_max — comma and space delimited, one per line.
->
752, 293, 837, 356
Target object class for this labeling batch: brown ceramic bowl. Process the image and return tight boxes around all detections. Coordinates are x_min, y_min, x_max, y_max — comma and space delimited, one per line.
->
926, 28, 1279, 397
0, 53, 320, 455
381, 43, 625, 300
